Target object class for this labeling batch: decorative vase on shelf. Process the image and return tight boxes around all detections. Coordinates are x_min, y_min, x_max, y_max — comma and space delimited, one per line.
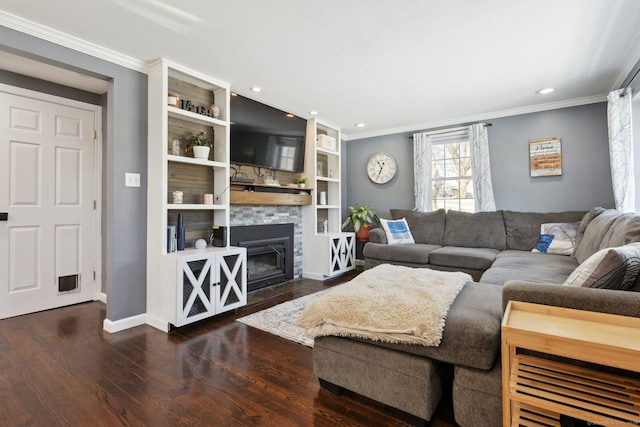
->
177, 214, 185, 251
171, 139, 180, 155
192, 146, 210, 160
210, 104, 220, 119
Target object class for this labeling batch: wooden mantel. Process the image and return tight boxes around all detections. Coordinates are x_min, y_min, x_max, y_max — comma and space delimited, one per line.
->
230, 183, 312, 206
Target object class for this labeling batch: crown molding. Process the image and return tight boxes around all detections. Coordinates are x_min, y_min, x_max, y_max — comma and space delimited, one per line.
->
0, 10, 149, 73
343, 94, 607, 141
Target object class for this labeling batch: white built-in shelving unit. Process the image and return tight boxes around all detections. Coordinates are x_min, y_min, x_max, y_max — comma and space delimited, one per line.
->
146, 59, 246, 332
302, 119, 355, 280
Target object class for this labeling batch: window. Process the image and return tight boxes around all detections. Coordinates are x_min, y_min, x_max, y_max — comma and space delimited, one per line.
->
431, 132, 475, 212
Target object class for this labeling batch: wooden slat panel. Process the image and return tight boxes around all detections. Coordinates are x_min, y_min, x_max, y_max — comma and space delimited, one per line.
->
168, 116, 214, 158
511, 354, 640, 424
169, 76, 215, 111
167, 210, 214, 248
518, 363, 640, 401
168, 162, 216, 205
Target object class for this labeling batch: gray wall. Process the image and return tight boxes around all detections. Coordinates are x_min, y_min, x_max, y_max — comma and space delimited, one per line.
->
1, 27, 148, 322
345, 103, 615, 219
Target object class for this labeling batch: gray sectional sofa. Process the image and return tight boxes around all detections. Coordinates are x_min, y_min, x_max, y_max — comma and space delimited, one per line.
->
312, 207, 640, 426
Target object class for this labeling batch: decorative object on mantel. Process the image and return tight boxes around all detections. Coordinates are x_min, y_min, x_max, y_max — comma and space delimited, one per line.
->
195, 238, 207, 249
342, 204, 380, 241
297, 177, 307, 188
176, 214, 185, 251
186, 132, 212, 160
530, 137, 562, 177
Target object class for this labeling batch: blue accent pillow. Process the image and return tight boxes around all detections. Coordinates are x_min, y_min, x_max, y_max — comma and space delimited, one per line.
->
534, 234, 555, 252
380, 218, 415, 245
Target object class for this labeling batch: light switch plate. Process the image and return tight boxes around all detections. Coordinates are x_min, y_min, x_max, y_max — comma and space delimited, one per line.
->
125, 173, 140, 188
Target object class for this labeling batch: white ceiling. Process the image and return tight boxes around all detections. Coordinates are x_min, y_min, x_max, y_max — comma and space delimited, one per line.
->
2, 0, 640, 140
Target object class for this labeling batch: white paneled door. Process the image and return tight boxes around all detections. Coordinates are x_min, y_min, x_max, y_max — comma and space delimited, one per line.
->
0, 88, 98, 319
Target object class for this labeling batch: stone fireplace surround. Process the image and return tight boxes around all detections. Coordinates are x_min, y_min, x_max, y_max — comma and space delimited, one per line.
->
230, 205, 303, 280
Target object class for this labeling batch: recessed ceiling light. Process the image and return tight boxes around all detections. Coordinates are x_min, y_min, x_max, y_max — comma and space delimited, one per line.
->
250, 86, 262, 93
536, 88, 555, 95
309, 110, 318, 115
286, 113, 294, 118
231, 92, 238, 97
355, 123, 366, 128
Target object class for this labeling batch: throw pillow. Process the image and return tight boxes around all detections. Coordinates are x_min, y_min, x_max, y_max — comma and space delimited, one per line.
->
532, 222, 579, 256
380, 218, 415, 245
563, 243, 640, 290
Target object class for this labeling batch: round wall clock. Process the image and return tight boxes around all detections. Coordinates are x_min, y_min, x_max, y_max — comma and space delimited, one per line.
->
367, 152, 397, 184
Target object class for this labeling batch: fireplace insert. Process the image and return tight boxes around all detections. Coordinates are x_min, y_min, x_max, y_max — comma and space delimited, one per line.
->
230, 224, 294, 292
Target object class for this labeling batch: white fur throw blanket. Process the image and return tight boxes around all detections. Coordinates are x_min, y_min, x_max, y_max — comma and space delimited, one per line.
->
296, 264, 471, 346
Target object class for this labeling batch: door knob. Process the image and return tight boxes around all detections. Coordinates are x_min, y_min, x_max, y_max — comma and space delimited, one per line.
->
0, 213, 7, 221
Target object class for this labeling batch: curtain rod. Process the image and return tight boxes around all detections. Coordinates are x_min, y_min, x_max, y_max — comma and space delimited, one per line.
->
409, 122, 492, 138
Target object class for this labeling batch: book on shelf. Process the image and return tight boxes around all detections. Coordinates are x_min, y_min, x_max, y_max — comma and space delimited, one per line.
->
167, 226, 176, 252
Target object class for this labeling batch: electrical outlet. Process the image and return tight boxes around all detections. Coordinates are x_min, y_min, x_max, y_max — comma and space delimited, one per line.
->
125, 173, 140, 188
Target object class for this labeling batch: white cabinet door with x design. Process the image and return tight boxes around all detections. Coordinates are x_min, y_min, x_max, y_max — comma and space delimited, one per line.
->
176, 248, 246, 327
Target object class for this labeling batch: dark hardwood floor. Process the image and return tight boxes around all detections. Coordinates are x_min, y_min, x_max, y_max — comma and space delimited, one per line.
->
0, 269, 457, 426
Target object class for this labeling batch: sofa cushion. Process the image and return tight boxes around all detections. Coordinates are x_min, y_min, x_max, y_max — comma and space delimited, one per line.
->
494, 250, 579, 270
346, 282, 503, 370
503, 210, 586, 251
573, 209, 623, 263
380, 218, 415, 245
481, 251, 578, 286
390, 209, 446, 245
362, 242, 439, 264
430, 246, 499, 271
443, 210, 506, 250
572, 207, 606, 257
601, 213, 640, 249
368, 228, 386, 244
480, 265, 574, 286
564, 243, 640, 290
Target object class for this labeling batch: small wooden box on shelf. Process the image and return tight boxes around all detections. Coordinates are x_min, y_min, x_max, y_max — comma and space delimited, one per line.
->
501, 301, 640, 426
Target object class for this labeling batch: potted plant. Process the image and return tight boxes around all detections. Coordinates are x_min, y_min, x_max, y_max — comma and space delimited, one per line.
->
186, 132, 212, 160
297, 177, 307, 188
342, 205, 380, 241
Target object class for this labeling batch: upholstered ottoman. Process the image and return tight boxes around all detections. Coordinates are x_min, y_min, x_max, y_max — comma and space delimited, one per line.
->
452, 358, 502, 427
314, 335, 448, 424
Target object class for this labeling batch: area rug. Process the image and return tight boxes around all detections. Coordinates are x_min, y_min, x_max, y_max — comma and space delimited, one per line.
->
236, 289, 331, 348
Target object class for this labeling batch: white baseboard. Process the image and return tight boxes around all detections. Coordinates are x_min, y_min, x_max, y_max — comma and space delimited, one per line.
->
145, 315, 170, 332
99, 292, 107, 304
103, 313, 146, 333
302, 271, 326, 281
355, 259, 365, 266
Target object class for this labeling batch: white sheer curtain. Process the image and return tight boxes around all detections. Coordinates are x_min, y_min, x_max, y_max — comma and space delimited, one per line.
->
607, 88, 634, 212
468, 123, 496, 211
413, 132, 432, 211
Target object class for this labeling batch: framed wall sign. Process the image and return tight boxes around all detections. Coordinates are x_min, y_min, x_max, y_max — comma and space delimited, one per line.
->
529, 137, 562, 177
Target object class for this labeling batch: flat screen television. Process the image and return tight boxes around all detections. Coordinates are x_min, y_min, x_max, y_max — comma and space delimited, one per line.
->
230, 94, 306, 173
